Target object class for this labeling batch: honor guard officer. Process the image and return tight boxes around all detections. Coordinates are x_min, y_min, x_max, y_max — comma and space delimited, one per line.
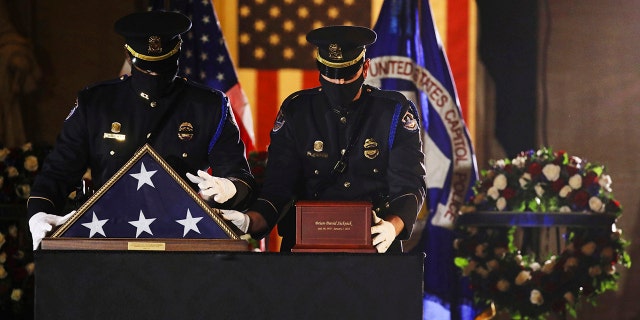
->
27, 11, 256, 249
221, 25, 426, 253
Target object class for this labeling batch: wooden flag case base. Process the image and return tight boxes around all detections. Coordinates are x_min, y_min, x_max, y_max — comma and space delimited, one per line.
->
41, 237, 250, 252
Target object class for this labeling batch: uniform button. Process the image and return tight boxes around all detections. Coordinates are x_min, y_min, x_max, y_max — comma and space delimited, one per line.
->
150, 101, 157, 108
146, 133, 151, 139
109, 150, 115, 155
343, 181, 351, 188
314, 170, 319, 175
340, 117, 347, 124
182, 153, 188, 158
341, 149, 346, 155
373, 168, 379, 173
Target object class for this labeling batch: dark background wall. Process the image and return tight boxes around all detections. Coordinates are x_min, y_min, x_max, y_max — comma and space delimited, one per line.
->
2, 0, 639, 319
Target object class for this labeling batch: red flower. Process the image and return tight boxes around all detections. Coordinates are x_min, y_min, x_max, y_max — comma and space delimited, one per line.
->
551, 179, 565, 193
527, 162, 542, 176
502, 187, 517, 200
571, 190, 590, 208
504, 164, 513, 174
583, 172, 598, 187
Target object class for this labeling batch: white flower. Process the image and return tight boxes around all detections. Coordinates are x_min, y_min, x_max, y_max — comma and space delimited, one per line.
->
462, 260, 478, 277
515, 270, 531, 285
568, 174, 582, 189
26, 262, 35, 275
589, 196, 605, 213
494, 159, 506, 168
564, 292, 575, 304
476, 266, 490, 278
496, 197, 507, 211
529, 262, 541, 271
559, 206, 572, 213
581, 241, 597, 256
497, 279, 510, 292
486, 259, 499, 271
542, 164, 561, 181
512, 155, 527, 168
493, 174, 507, 190
559, 185, 572, 198
541, 257, 557, 274
487, 186, 500, 200
530, 289, 544, 305
534, 183, 545, 197
599, 174, 612, 192
589, 265, 602, 277
564, 257, 579, 272
519, 173, 531, 188
10, 289, 22, 302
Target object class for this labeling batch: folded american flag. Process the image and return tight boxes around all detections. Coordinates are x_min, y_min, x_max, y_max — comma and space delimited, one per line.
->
53, 144, 239, 240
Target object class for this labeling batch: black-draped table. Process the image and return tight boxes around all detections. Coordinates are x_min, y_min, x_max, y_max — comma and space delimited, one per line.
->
35, 250, 424, 320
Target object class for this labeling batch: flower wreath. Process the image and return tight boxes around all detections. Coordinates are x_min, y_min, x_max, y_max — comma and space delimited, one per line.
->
454, 148, 631, 319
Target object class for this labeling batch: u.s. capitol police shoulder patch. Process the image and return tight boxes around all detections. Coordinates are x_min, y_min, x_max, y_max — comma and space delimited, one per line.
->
402, 110, 419, 132
272, 109, 285, 132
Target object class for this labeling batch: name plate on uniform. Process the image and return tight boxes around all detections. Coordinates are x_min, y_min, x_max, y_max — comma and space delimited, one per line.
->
291, 201, 376, 253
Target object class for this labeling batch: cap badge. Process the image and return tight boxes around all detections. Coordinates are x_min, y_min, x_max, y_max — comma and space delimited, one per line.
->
148, 36, 162, 54
313, 141, 324, 152
111, 122, 121, 133
328, 43, 343, 60
178, 122, 194, 141
363, 138, 379, 159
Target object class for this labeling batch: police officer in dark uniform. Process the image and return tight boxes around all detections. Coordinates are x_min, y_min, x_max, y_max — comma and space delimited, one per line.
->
27, 11, 256, 249
221, 25, 426, 253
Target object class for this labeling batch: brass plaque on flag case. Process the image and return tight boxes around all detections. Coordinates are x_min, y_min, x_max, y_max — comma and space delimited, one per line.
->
291, 201, 376, 253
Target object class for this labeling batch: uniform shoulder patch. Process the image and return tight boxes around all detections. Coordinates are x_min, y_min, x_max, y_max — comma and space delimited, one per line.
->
402, 109, 419, 132
272, 108, 285, 132
65, 99, 79, 121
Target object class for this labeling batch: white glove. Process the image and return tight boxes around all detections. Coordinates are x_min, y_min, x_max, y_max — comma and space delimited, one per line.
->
186, 170, 237, 204
371, 213, 396, 253
29, 211, 75, 250
220, 209, 250, 233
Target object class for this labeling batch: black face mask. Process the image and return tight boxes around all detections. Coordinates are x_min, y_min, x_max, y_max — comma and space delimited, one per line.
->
130, 63, 178, 99
319, 72, 365, 108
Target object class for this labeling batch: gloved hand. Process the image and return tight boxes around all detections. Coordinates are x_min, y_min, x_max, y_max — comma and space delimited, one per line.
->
186, 170, 236, 204
29, 211, 75, 250
220, 209, 250, 233
371, 213, 396, 253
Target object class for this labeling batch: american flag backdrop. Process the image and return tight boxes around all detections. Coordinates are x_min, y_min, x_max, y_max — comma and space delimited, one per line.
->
54, 145, 238, 239
150, 0, 256, 153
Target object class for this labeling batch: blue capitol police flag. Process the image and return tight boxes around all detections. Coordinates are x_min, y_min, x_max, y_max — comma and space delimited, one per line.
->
53, 145, 239, 239
365, 0, 478, 318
